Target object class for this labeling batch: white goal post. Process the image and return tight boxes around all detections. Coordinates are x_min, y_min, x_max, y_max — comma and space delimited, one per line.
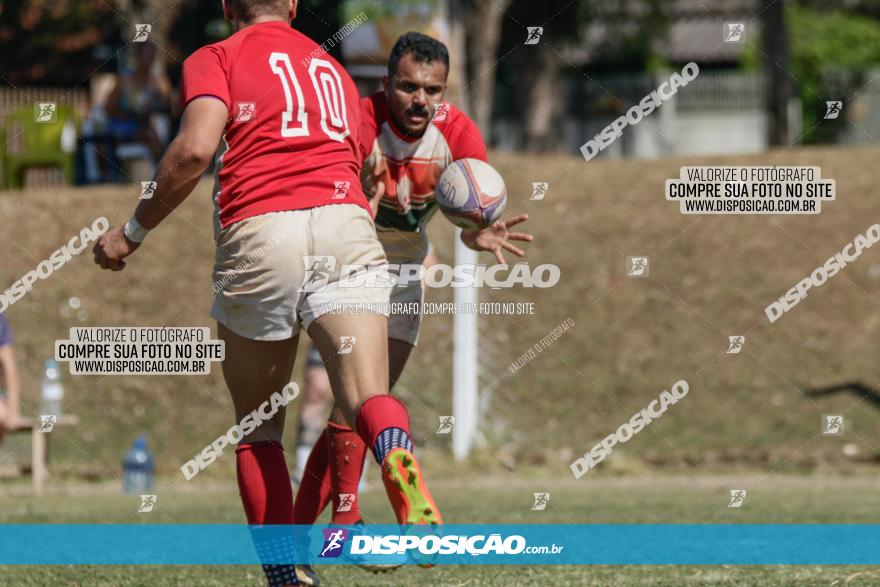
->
452, 229, 478, 460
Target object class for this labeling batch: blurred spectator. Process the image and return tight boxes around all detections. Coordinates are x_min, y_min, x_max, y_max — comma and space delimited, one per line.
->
104, 42, 174, 165
0, 314, 21, 439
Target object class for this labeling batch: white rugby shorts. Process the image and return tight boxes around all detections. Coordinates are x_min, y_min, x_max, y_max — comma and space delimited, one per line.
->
211, 204, 392, 341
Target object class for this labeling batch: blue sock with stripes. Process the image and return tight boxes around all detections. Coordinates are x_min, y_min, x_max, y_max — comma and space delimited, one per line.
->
372, 427, 413, 463
262, 564, 298, 587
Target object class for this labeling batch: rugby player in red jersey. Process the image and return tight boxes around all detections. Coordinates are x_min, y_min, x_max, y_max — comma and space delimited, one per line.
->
93, 4, 442, 585
292, 32, 533, 548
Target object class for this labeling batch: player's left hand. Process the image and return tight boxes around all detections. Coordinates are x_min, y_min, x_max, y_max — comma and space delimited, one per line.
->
368, 178, 385, 219
93, 226, 139, 271
365, 153, 389, 219
461, 214, 533, 265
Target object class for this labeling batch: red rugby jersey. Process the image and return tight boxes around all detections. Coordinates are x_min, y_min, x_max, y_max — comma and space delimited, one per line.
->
180, 21, 369, 229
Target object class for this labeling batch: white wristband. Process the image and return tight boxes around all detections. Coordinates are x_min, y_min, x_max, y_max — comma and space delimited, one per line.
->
123, 217, 150, 243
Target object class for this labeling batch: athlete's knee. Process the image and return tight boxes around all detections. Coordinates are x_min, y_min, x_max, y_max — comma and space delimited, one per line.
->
328, 403, 347, 426
355, 391, 386, 413
243, 419, 285, 444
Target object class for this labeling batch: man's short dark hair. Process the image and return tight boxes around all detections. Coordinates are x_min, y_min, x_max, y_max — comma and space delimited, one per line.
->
388, 32, 449, 78
229, 0, 289, 20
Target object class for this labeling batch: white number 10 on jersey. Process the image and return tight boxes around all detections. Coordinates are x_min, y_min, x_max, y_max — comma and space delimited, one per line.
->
268, 52, 350, 142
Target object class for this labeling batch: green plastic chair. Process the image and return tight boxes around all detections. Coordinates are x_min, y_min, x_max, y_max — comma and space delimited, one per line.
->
0, 104, 78, 189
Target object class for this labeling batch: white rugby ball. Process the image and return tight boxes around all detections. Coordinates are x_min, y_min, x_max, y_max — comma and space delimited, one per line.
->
436, 158, 507, 230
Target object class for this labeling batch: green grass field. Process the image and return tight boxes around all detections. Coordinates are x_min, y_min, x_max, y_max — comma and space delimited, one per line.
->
1, 147, 879, 584
1, 146, 879, 471
1, 474, 878, 585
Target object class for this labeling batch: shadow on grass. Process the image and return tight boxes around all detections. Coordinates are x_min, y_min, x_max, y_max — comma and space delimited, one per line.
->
805, 381, 880, 410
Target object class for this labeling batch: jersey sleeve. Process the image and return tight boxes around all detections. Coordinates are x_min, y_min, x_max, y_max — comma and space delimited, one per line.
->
446, 107, 488, 162
180, 45, 231, 112
357, 94, 390, 213
357, 95, 380, 164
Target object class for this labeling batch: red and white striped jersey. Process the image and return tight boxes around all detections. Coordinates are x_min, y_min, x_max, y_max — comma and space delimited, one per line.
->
358, 92, 487, 238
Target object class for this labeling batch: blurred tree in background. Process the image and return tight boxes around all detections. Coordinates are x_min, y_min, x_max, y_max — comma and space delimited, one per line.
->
499, 0, 588, 153
497, 0, 667, 152
786, 4, 880, 143
170, 0, 343, 86
0, 0, 344, 88
763, 0, 793, 146
457, 0, 511, 136
0, 0, 123, 86
6, 0, 880, 150
744, 2, 880, 143
292, 0, 344, 52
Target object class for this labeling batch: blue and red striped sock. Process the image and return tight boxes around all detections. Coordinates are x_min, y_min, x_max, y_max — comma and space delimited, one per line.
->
372, 427, 413, 463
355, 395, 414, 463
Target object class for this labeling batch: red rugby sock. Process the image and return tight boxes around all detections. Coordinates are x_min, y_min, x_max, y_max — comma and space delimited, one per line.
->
328, 421, 367, 524
292, 427, 332, 524
355, 395, 412, 461
237, 442, 300, 587
235, 441, 294, 524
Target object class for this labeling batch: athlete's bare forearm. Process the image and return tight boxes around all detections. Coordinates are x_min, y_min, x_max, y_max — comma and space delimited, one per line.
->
132, 97, 228, 231
133, 138, 212, 230
93, 98, 228, 271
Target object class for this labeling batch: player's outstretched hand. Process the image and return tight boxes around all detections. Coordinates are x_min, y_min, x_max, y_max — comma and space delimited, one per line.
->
461, 214, 534, 265
93, 226, 139, 271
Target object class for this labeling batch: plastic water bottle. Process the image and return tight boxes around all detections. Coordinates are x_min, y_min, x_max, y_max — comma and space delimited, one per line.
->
60, 120, 77, 153
122, 435, 155, 494
40, 359, 64, 417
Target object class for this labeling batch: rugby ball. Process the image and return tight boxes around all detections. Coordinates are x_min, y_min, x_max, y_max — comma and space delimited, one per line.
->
436, 158, 507, 230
